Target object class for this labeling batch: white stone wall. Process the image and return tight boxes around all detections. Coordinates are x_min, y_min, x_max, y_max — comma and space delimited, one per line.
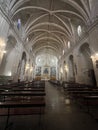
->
89, 24, 98, 86
0, 13, 9, 65
0, 13, 34, 82
59, 23, 98, 86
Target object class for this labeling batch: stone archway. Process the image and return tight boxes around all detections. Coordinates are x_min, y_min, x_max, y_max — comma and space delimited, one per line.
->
68, 55, 75, 82
63, 61, 67, 81
79, 43, 97, 86
0, 35, 17, 75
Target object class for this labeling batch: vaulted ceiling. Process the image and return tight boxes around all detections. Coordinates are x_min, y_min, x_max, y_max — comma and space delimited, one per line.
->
1, 0, 91, 58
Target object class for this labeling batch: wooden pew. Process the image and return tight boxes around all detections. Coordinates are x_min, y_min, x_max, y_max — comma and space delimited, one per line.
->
0, 81, 45, 90
0, 89, 46, 130
0, 80, 46, 130
0, 99, 45, 130
62, 81, 98, 118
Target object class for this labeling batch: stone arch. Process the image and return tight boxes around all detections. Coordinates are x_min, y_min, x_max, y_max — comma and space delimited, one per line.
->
68, 55, 75, 82
79, 43, 97, 86
0, 35, 17, 75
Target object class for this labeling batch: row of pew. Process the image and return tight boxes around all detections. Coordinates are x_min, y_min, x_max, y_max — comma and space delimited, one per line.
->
0, 80, 46, 130
62, 82, 98, 118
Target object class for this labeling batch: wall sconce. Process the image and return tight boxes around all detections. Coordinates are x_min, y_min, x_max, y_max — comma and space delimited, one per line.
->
30, 67, 33, 72
90, 55, 94, 59
91, 53, 98, 60
90, 53, 98, 68
0, 38, 6, 52
95, 53, 98, 56
64, 65, 68, 72
0, 43, 5, 47
60, 67, 63, 74
26, 64, 30, 70
3, 50, 6, 53
0, 38, 5, 46
7, 71, 12, 76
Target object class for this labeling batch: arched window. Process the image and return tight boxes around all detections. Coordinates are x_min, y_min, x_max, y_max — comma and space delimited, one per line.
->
17, 19, 21, 30
68, 41, 71, 49
77, 25, 82, 36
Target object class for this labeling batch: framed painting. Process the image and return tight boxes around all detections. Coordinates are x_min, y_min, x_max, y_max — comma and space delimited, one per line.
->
36, 67, 41, 76
50, 67, 56, 76
43, 67, 49, 75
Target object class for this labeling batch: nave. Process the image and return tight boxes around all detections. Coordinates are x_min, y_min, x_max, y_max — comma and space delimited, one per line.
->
0, 82, 98, 130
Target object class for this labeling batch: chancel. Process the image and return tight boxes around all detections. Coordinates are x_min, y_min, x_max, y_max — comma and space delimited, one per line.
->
0, 0, 98, 130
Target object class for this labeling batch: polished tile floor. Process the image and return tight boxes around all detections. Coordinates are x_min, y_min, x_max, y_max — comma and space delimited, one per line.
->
0, 82, 98, 130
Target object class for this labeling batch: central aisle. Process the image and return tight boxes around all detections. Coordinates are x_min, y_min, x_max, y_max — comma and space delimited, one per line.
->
44, 81, 98, 130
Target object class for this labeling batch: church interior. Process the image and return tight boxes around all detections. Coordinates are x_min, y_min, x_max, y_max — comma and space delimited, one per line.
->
0, 0, 98, 130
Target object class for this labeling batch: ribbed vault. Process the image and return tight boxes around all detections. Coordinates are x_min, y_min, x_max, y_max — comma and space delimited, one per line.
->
2, 0, 91, 59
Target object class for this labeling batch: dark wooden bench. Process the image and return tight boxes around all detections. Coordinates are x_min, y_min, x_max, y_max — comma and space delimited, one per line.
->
81, 95, 98, 111
0, 89, 46, 130
0, 80, 46, 126
0, 99, 45, 130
